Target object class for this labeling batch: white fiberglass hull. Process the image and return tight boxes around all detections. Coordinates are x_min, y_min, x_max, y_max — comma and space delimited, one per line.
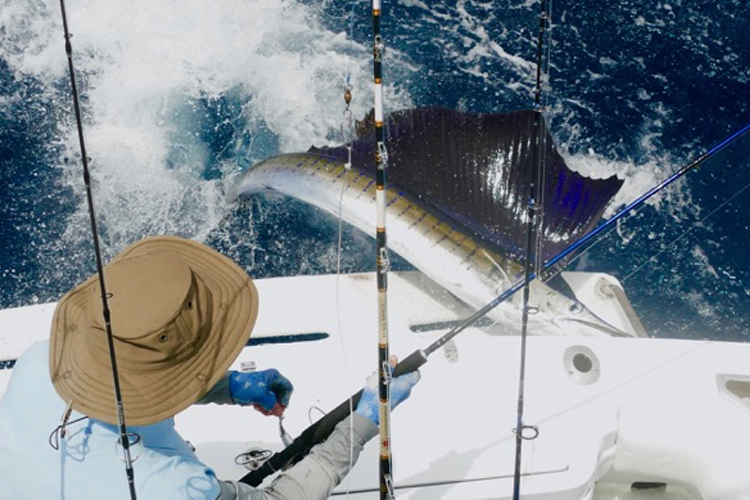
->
2, 272, 749, 499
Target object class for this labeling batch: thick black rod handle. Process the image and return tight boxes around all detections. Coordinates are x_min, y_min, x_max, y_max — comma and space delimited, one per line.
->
239, 349, 428, 486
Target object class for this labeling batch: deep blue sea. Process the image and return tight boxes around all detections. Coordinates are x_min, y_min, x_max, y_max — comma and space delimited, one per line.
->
1, 0, 748, 341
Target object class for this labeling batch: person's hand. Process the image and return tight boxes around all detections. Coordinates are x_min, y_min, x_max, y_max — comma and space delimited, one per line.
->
229, 369, 293, 417
355, 356, 420, 425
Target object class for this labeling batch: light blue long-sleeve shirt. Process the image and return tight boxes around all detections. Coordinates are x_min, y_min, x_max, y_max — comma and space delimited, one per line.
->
0, 341, 376, 500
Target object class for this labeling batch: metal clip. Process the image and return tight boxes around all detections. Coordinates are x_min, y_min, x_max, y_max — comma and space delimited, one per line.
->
382, 360, 393, 385
384, 474, 395, 499
376, 142, 389, 168
528, 196, 541, 212
374, 35, 386, 61
344, 145, 353, 171
378, 247, 391, 272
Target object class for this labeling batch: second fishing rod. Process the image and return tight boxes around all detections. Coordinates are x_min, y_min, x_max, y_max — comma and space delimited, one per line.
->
239, 118, 750, 488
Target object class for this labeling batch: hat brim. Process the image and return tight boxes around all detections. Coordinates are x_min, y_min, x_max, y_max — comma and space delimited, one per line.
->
50, 236, 259, 426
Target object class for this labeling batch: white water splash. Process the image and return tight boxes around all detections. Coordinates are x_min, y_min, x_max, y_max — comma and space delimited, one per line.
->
0, 0, 413, 253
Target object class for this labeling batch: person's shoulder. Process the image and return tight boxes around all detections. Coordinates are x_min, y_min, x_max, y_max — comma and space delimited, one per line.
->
8, 340, 50, 377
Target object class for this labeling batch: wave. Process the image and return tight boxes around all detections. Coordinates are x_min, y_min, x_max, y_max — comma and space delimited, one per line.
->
0, 0, 414, 256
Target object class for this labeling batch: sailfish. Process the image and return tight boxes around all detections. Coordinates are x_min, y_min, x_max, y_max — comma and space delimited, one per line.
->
231, 107, 630, 337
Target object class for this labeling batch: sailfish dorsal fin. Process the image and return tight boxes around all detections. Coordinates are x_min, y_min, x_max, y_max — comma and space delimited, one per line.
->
310, 107, 623, 262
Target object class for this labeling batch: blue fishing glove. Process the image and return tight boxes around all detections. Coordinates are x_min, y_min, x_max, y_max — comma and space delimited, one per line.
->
229, 369, 293, 416
355, 365, 420, 426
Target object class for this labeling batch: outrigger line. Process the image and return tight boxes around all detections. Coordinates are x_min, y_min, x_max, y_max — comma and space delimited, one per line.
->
512, 0, 552, 498
58, 2, 138, 499
371, 1, 395, 498
240, 118, 750, 488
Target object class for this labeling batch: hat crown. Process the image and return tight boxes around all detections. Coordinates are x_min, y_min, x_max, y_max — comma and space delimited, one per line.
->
96, 253, 191, 338
88, 253, 211, 367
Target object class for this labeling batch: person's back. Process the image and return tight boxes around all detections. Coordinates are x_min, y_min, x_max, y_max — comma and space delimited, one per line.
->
0, 340, 221, 500
0, 236, 419, 500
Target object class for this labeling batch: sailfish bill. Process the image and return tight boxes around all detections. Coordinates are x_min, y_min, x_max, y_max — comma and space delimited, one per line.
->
231, 107, 630, 337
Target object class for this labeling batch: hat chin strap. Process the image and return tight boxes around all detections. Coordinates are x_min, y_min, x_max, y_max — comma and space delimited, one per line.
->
57, 0, 138, 498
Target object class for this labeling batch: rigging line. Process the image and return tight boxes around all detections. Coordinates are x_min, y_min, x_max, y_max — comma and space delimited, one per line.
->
621, 178, 750, 284
335, 90, 356, 498
415, 122, 750, 361
536, 0, 553, 276
512, 1, 549, 499
540, 120, 750, 275
237, 120, 750, 489
335, 170, 356, 499
342, 0, 359, 93
57, 1, 137, 499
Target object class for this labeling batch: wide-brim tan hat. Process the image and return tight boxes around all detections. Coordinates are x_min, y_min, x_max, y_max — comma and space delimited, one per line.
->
50, 235, 259, 426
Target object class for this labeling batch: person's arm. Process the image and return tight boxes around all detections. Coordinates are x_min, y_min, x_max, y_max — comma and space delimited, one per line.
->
197, 372, 234, 405
216, 414, 377, 500
213, 364, 420, 500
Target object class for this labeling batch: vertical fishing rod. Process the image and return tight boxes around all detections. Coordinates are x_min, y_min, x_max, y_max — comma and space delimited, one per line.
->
512, 1, 550, 498
58, 2, 138, 499
238, 118, 750, 488
372, 1, 394, 498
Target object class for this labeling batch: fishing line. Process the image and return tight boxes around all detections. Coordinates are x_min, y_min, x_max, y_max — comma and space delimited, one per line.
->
543, 130, 750, 289
535, 0, 553, 276
621, 177, 750, 285
57, 1, 137, 498
341, 0, 359, 114
334, 142, 356, 499
333, 70, 358, 500
539, 221, 619, 286
239, 119, 750, 489
335, 10, 361, 490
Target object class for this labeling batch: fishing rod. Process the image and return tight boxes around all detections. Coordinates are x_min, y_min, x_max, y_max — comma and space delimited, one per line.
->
240, 121, 750, 487
58, 2, 138, 499
512, 0, 551, 498
371, 0, 395, 497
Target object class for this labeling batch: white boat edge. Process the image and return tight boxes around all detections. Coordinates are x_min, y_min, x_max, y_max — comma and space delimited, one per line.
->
2, 270, 750, 500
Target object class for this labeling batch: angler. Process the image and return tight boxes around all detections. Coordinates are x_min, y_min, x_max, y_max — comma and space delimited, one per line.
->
0, 2, 421, 498
0, 236, 421, 499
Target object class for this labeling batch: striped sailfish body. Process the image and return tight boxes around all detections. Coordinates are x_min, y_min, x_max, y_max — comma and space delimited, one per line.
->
232, 147, 629, 337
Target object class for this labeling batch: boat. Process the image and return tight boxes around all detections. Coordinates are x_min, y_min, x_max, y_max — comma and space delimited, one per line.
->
4, 252, 750, 499
2, 1, 750, 499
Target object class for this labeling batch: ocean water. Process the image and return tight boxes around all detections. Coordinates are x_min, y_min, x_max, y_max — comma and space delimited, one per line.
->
0, 0, 748, 341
